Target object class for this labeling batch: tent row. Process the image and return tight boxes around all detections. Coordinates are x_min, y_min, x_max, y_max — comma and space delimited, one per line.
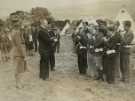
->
59, 8, 135, 43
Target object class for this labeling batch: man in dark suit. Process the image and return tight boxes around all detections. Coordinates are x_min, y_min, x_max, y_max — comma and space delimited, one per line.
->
38, 20, 57, 80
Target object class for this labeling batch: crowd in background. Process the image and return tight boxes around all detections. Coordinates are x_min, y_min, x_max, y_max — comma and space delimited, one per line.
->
0, 27, 12, 63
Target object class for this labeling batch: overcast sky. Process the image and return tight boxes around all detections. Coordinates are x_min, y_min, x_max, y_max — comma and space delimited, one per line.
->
0, 0, 133, 19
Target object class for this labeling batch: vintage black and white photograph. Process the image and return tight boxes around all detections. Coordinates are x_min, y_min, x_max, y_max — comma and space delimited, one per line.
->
0, 0, 135, 101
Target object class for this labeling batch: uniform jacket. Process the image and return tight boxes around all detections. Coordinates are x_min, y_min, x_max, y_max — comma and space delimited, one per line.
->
12, 29, 26, 57
94, 31, 104, 48
104, 32, 121, 54
120, 30, 134, 54
121, 30, 134, 45
38, 27, 54, 54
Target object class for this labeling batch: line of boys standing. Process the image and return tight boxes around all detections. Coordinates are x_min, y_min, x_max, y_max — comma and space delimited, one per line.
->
73, 19, 134, 84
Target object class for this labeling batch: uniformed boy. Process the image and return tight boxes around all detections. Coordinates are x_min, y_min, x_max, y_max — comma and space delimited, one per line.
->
120, 21, 134, 83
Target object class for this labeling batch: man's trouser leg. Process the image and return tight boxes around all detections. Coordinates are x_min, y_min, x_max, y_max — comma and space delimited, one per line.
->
115, 53, 120, 81
78, 49, 87, 75
106, 54, 118, 84
49, 53, 55, 71
56, 42, 60, 53
40, 53, 49, 80
120, 52, 130, 83
78, 53, 82, 74
15, 57, 26, 88
95, 55, 103, 80
34, 40, 38, 52
82, 49, 87, 74
87, 51, 97, 77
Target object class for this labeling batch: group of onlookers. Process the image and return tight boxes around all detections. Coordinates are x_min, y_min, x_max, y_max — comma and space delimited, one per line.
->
0, 27, 12, 63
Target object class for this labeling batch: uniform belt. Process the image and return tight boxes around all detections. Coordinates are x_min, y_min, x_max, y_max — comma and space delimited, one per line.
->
89, 45, 94, 49
80, 46, 87, 49
122, 45, 132, 48
106, 50, 116, 55
95, 48, 103, 52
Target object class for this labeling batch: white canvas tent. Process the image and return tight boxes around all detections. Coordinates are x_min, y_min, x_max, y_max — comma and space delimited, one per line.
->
60, 22, 70, 35
75, 17, 98, 34
75, 21, 83, 34
116, 8, 135, 42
